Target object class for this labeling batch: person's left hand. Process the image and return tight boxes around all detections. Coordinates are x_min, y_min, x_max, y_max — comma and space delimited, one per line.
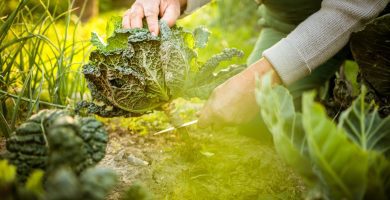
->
198, 58, 281, 128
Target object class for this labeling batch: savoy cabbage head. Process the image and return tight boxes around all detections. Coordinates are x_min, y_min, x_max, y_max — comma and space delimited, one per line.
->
80, 17, 246, 117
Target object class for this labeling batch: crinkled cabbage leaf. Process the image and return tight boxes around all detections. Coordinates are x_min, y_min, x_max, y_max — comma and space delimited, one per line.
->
81, 17, 245, 117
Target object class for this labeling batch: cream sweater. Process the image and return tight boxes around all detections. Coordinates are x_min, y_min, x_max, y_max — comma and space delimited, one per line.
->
183, 0, 389, 85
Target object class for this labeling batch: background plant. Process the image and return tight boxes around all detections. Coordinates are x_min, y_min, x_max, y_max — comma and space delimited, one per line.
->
0, 0, 98, 137
256, 74, 390, 199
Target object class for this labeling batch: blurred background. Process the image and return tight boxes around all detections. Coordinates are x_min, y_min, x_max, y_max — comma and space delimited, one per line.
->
0, 2, 308, 199
0, 0, 260, 135
2, 2, 388, 199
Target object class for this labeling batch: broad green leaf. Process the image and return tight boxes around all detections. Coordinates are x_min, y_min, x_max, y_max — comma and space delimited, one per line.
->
196, 48, 244, 84
182, 30, 196, 49
302, 92, 369, 200
364, 152, 390, 200
105, 31, 133, 52
255, 74, 316, 184
106, 16, 122, 38
91, 32, 107, 50
159, 21, 193, 97
338, 89, 390, 199
338, 89, 390, 156
193, 26, 210, 49
186, 64, 246, 99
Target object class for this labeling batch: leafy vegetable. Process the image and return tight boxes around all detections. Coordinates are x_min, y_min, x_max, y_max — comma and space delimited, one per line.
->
256, 74, 390, 199
337, 88, 390, 199
1, 109, 119, 200
5, 110, 108, 181
193, 26, 210, 49
302, 92, 368, 199
2, 108, 155, 200
255, 75, 317, 186
0, 160, 151, 200
0, 159, 45, 200
45, 167, 117, 200
338, 88, 390, 156
0, 160, 118, 200
80, 18, 245, 117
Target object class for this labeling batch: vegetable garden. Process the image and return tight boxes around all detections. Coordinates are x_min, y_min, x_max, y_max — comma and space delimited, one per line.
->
0, 0, 389, 199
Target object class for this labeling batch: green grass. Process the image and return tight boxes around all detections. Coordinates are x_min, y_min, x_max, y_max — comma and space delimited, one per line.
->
105, 98, 304, 199
146, 128, 304, 200
0, 0, 97, 136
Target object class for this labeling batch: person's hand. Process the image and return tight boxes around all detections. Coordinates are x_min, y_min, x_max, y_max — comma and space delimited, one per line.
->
122, 0, 187, 36
198, 58, 281, 128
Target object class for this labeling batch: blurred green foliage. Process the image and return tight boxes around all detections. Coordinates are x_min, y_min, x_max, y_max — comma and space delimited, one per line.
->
215, 0, 259, 28
0, 0, 91, 135
100, 0, 134, 13
179, 1, 260, 67
0, 160, 17, 183
0, 0, 68, 17
0, 160, 45, 200
0, 0, 133, 17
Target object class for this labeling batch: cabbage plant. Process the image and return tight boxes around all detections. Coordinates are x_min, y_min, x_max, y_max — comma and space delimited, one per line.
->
80, 17, 246, 117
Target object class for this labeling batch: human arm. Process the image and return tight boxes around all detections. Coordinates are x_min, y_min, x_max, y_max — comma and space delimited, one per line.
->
198, 0, 389, 127
264, 0, 389, 85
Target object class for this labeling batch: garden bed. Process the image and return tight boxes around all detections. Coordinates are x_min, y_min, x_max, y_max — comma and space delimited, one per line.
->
98, 116, 304, 199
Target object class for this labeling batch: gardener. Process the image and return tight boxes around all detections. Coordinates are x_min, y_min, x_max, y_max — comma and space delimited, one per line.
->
123, 0, 389, 128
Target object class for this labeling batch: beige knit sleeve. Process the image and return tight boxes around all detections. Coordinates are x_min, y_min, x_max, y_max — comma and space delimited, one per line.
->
263, 0, 389, 85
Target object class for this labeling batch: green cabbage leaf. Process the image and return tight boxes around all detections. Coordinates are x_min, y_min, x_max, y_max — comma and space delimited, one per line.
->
81, 17, 245, 117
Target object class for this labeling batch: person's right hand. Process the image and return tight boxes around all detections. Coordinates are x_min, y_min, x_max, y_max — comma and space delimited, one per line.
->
122, 0, 187, 36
